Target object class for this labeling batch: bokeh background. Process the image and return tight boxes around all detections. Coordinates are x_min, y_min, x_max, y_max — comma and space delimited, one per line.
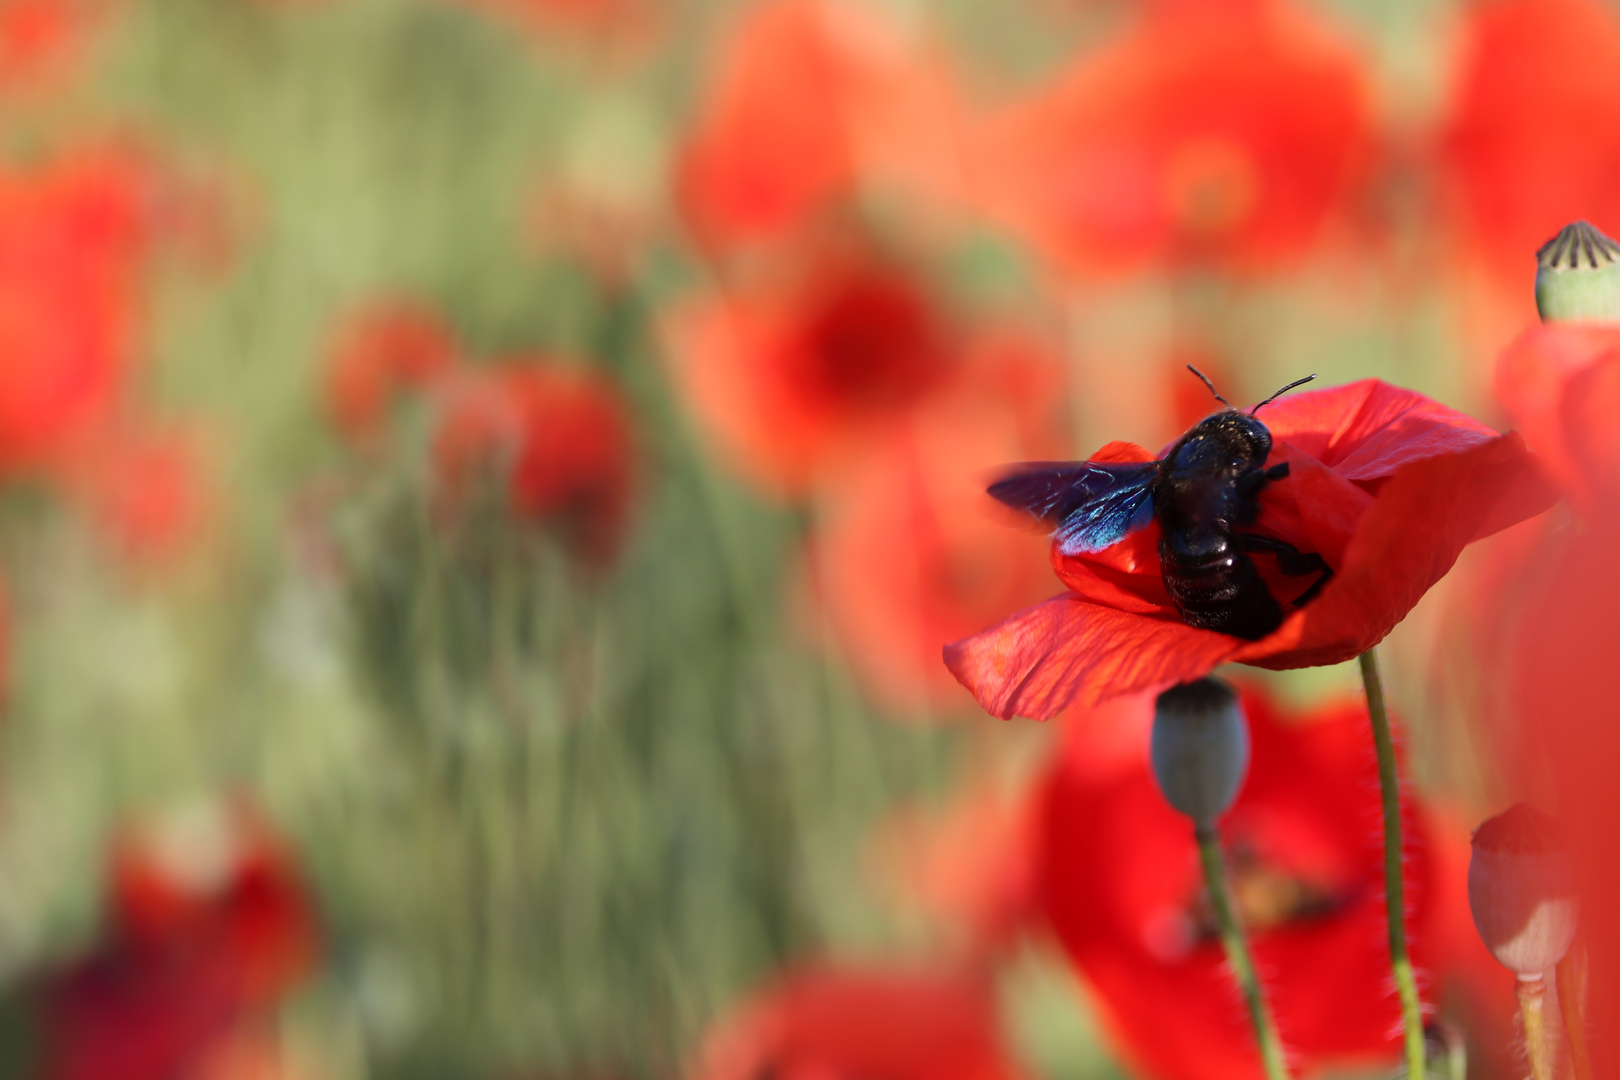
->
0, 0, 1604, 1076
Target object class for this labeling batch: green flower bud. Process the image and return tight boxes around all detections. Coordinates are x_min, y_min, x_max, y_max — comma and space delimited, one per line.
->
1468, 804, 1579, 978
1535, 221, 1620, 323
1150, 678, 1249, 832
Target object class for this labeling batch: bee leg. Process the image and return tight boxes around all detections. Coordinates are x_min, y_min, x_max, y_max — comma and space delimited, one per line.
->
1236, 533, 1334, 605
1238, 461, 1291, 499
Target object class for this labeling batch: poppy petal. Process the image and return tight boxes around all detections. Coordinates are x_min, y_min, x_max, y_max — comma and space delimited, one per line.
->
1258, 379, 1497, 481
1236, 433, 1555, 669
943, 593, 1238, 719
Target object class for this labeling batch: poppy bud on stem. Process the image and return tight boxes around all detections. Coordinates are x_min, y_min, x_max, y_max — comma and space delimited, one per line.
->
1535, 221, 1620, 324
1150, 679, 1290, 1080
1358, 649, 1427, 1080
1467, 804, 1580, 1080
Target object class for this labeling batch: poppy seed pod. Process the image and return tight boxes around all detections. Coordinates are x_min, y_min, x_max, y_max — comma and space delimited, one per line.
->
1535, 221, 1620, 324
1150, 678, 1250, 831
1467, 804, 1578, 978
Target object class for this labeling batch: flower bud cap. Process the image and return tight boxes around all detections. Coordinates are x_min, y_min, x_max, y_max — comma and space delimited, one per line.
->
1468, 804, 1578, 977
1535, 221, 1620, 323
1150, 678, 1250, 831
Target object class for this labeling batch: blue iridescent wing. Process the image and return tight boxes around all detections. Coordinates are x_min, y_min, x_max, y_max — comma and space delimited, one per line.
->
987, 460, 1159, 555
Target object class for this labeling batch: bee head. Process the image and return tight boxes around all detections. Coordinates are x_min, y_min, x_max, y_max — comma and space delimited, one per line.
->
1172, 410, 1272, 476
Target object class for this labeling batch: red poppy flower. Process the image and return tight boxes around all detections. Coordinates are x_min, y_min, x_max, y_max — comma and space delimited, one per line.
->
431, 360, 634, 569
0, 150, 147, 476
945, 379, 1554, 718
1442, 0, 1620, 292
806, 335, 1067, 713
675, 0, 961, 253
324, 301, 458, 446
0, 0, 102, 100
72, 420, 212, 566
1509, 505, 1620, 1048
977, 0, 1373, 278
664, 245, 955, 497
39, 798, 318, 1080
1036, 685, 1478, 1080
1495, 321, 1620, 511
689, 965, 1028, 1080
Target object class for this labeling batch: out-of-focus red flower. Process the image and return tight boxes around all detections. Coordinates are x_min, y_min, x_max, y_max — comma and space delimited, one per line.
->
40, 798, 319, 1080
324, 302, 459, 445
0, 0, 102, 99
690, 965, 1028, 1080
0, 151, 147, 475
1442, 0, 1620, 293
807, 335, 1067, 713
431, 360, 634, 569
1510, 506, 1620, 1056
1495, 322, 1620, 511
664, 246, 955, 498
946, 380, 1554, 718
676, 0, 962, 253
1037, 685, 1472, 1080
72, 421, 212, 567
1494, 322, 1620, 1052
978, 0, 1372, 278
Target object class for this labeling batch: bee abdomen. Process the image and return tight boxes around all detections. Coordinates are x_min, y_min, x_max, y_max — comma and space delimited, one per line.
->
1158, 539, 1283, 641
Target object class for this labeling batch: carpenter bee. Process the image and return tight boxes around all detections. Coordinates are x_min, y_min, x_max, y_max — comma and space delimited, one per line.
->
989, 367, 1332, 641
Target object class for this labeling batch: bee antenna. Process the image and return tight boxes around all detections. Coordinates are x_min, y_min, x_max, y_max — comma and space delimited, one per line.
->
1185, 364, 1231, 407
1250, 374, 1317, 415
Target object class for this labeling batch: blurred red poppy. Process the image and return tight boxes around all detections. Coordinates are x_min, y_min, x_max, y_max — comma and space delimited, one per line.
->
1442, 0, 1620, 291
807, 335, 1067, 713
675, 0, 962, 253
324, 301, 459, 446
432, 360, 634, 569
39, 798, 318, 1080
946, 380, 1553, 718
1511, 505, 1620, 1053
1037, 685, 1470, 1080
689, 965, 1028, 1080
1492, 324, 1620, 1048
0, 151, 147, 476
1495, 322, 1620, 512
664, 245, 955, 498
73, 420, 213, 567
978, 0, 1372, 278
0, 0, 103, 100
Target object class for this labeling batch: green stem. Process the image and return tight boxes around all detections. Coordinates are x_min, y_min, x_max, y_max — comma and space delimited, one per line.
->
1359, 649, 1427, 1079
1196, 826, 1291, 1080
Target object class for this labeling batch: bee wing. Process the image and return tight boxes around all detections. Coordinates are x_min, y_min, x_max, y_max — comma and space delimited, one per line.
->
987, 460, 1159, 555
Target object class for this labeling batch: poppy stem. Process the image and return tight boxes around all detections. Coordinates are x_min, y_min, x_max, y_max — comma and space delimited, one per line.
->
1195, 825, 1291, 1080
1557, 946, 1594, 1080
1517, 976, 1554, 1080
1359, 648, 1427, 1079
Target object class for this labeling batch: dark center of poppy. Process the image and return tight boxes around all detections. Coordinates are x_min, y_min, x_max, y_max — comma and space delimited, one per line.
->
1140, 833, 1352, 963
1192, 838, 1345, 940
791, 269, 948, 411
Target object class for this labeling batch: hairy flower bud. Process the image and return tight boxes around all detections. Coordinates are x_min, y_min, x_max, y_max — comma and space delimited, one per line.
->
1468, 804, 1579, 978
1150, 678, 1249, 831
1536, 221, 1620, 324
